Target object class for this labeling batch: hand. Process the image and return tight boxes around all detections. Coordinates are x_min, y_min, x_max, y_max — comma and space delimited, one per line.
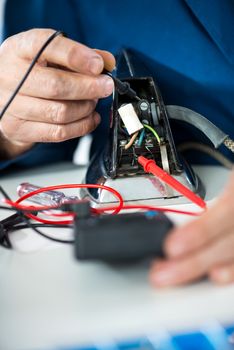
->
149, 170, 234, 287
0, 28, 115, 158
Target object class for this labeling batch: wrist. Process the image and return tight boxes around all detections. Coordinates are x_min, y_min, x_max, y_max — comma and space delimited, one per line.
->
0, 125, 34, 160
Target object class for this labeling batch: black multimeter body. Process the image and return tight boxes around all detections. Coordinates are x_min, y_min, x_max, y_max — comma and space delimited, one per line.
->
74, 211, 173, 262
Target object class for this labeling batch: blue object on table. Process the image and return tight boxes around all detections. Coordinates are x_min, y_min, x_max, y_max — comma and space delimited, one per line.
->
55, 323, 234, 350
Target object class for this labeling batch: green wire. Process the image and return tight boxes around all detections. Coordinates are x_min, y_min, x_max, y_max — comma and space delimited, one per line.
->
143, 124, 161, 145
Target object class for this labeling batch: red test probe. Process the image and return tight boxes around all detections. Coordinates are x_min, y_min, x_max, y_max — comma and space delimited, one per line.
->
138, 156, 206, 209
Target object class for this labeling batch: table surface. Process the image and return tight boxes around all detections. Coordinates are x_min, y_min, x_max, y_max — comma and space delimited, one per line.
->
0, 163, 233, 350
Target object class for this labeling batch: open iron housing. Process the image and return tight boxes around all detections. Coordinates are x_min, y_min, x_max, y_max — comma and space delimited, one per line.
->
80, 50, 204, 205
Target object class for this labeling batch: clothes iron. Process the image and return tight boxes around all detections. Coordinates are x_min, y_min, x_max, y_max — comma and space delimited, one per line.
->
80, 50, 204, 206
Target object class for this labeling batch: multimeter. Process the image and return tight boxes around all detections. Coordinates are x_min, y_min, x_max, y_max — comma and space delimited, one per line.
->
74, 210, 173, 262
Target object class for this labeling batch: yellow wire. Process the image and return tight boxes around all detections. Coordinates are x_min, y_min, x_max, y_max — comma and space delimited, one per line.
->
143, 124, 161, 145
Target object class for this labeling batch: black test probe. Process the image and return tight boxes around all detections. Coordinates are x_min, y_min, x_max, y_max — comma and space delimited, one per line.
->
104, 70, 141, 101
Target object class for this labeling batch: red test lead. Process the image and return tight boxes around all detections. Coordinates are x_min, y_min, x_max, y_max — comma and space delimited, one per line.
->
138, 156, 207, 209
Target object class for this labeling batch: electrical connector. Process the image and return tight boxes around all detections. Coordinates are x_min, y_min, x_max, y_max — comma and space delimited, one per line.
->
60, 199, 91, 219
118, 103, 143, 135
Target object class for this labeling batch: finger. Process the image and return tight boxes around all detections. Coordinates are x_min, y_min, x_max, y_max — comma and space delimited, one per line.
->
2, 112, 101, 143
150, 230, 234, 287
94, 49, 116, 71
2, 60, 114, 100
12, 29, 105, 75
210, 262, 234, 285
165, 196, 234, 258
1, 94, 97, 124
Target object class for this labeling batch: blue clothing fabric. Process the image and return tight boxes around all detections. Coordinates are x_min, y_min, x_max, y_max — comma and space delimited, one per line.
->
1, 0, 234, 171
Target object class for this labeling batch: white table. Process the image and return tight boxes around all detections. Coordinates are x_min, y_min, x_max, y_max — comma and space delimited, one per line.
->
0, 163, 233, 350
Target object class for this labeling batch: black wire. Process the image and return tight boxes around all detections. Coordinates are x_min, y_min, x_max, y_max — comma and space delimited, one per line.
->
0, 185, 11, 200
0, 30, 64, 119
20, 215, 74, 244
0, 186, 14, 248
0, 30, 76, 247
0, 212, 25, 248
1, 215, 74, 244
10, 223, 72, 231
0, 187, 74, 245
0, 205, 18, 212
10, 223, 74, 244
2, 232, 12, 249
0, 222, 12, 249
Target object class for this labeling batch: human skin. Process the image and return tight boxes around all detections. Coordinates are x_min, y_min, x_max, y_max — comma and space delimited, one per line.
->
0, 28, 115, 159
150, 170, 234, 287
1, 29, 234, 287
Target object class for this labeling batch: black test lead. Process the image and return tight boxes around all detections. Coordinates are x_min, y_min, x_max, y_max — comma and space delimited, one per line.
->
104, 70, 141, 101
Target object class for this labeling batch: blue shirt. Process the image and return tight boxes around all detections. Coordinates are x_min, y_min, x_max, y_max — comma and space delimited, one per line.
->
1, 0, 234, 171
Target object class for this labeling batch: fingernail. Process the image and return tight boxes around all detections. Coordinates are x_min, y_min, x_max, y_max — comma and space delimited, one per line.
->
99, 75, 114, 96
94, 113, 101, 125
88, 55, 104, 74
